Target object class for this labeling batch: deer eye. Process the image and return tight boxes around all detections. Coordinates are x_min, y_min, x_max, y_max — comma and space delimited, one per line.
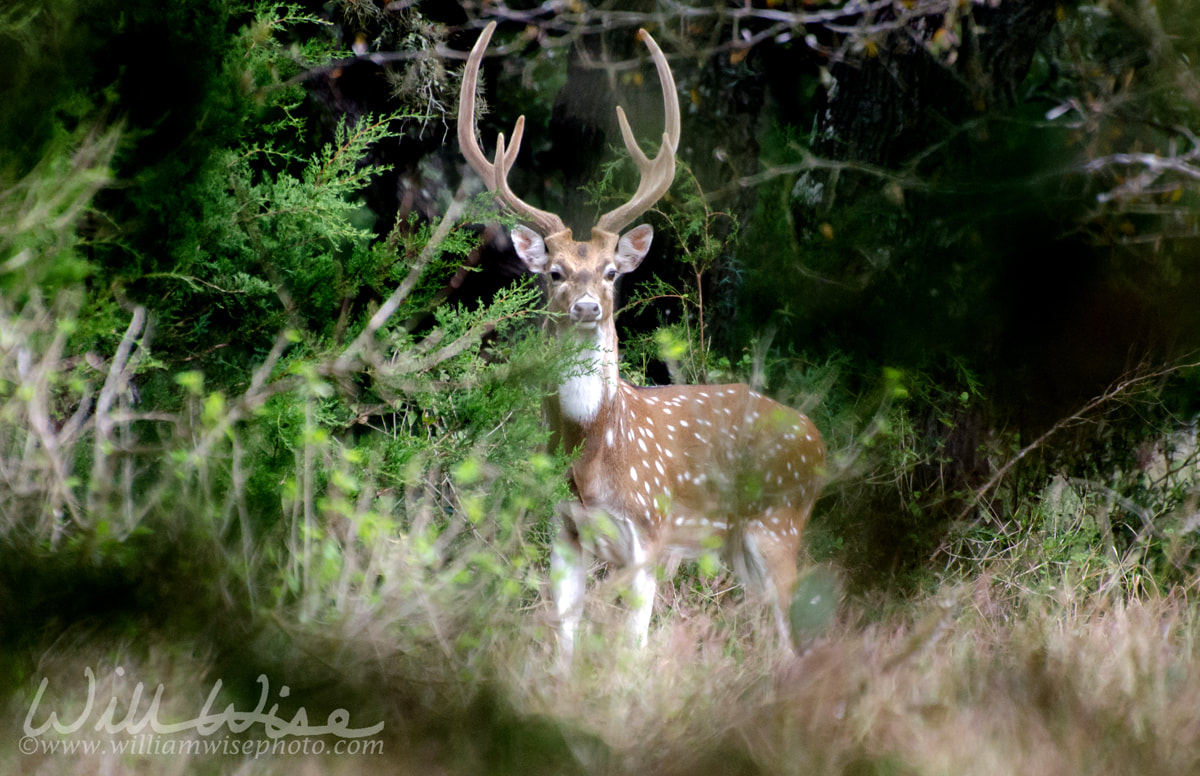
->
603, 267, 618, 281
549, 268, 564, 282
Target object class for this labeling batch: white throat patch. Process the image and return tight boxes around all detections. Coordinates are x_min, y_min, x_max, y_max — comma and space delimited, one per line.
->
558, 328, 615, 425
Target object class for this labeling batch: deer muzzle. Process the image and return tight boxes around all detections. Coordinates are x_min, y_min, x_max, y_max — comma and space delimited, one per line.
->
569, 297, 603, 324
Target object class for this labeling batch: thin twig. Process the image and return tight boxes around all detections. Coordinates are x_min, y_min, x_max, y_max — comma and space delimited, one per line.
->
952, 358, 1200, 529
185, 332, 300, 469
87, 307, 147, 514
335, 184, 471, 373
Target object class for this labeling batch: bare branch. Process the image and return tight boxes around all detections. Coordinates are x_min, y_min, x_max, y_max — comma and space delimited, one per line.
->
1085, 132, 1200, 204
949, 357, 1200, 534
334, 183, 471, 373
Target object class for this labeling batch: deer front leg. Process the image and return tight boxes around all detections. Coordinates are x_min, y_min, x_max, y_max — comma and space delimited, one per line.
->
550, 504, 587, 659
626, 525, 656, 646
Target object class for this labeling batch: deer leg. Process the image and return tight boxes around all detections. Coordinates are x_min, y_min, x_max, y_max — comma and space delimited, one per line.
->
758, 526, 801, 649
736, 521, 801, 649
625, 524, 656, 646
551, 507, 587, 659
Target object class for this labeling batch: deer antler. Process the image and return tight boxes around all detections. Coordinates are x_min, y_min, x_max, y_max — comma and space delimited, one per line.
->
458, 22, 568, 238
594, 29, 681, 236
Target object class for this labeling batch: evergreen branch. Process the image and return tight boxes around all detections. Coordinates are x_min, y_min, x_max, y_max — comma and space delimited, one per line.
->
334, 184, 470, 373
314, 114, 395, 188
385, 309, 530, 377
184, 330, 298, 469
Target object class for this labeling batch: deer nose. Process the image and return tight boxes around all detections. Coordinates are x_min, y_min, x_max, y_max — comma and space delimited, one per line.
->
570, 298, 602, 323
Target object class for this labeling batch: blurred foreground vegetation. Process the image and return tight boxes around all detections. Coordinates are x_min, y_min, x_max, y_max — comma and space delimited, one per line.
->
3, 1, 1200, 774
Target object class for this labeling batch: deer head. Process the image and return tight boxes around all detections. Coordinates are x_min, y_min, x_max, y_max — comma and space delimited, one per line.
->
457, 22, 681, 340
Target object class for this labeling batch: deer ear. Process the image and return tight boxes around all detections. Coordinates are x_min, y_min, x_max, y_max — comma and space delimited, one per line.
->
511, 225, 548, 273
615, 224, 653, 274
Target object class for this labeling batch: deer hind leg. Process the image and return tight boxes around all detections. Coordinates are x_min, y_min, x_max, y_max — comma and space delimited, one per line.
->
551, 507, 587, 659
730, 518, 801, 649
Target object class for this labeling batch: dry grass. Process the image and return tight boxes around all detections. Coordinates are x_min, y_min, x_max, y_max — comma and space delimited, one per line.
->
7, 578, 1200, 775
490, 579, 1200, 776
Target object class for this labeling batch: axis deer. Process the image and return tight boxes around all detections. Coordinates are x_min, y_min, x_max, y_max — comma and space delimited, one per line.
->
459, 22, 825, 656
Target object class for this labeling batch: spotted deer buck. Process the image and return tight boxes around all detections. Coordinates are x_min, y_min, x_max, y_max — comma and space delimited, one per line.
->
459, 22, 825, 656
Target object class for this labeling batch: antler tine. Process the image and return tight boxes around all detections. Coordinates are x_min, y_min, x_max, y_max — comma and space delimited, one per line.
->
595, 29, 682, 235
458, 21, 567, 237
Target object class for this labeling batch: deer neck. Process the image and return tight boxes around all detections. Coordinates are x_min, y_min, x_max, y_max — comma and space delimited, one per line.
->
556, 319, 620, 428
